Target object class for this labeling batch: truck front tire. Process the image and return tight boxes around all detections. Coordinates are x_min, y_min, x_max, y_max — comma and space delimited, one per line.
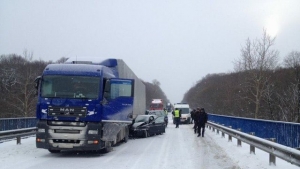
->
48, 149, 60, 153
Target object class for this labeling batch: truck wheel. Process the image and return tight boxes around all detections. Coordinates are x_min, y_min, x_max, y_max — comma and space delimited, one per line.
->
48, 149, 60, 153
101, 147, 113, 153
101, 141, 113, 153
123, 134, 129, 143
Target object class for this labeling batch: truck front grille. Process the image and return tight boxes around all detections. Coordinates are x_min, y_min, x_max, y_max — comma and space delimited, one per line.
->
48, 106, 87, 117
53, 139, 80, 144
54, 129, 80, 134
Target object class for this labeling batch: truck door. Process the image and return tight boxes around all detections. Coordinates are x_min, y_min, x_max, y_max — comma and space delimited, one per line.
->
102, 78, 134, 123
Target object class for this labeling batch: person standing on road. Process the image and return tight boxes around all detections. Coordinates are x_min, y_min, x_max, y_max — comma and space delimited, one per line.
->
191, 109, 196, 125
197, 108, 208, 137
194, 108, 200, 134
172, 108, 181, 128
164, 108, 168, 116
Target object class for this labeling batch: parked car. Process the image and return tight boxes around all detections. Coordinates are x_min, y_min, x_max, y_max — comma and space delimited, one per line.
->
147, 110, 168, 127
129, 115, 166, 138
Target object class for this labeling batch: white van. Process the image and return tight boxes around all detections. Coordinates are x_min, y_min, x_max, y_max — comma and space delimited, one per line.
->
172, 103, 192, 124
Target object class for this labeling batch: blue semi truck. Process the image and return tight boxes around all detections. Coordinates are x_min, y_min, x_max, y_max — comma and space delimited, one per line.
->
34, 58, 146, 153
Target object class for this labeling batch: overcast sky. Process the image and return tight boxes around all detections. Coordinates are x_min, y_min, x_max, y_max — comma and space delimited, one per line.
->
1, 0, 300, 104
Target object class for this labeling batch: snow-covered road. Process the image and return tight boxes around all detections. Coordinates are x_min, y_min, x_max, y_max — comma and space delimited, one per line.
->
1, 116, 298, 169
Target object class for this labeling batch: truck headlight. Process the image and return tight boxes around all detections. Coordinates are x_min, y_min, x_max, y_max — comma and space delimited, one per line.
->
38, 128, 45, 132
88, 130, 98, 134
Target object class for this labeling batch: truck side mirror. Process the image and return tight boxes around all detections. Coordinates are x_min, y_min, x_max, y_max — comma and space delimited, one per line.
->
34, 76, 41, 89
101, 79, 111, 105
104, 79, 110, 93
34, 76, 41, 95
128, 112, 133, 119
104, 79, 111, 99
103, 92, 110, 99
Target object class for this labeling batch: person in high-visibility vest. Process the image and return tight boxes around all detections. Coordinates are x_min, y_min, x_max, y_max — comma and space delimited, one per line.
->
164, 108, 168, 116
172, 108, 181, 128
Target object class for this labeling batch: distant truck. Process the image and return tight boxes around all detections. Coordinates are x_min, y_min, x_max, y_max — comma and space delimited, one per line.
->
34, 57, 146, 153
150, 99, 164, 110
172, 103, 191, 124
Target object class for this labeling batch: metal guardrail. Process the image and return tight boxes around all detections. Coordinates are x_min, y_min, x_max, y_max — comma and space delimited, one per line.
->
0, 127, 36, 144
208, 114, 300, 148
0, 117, 37, 131
1, 122, 299, 167
207, 122, 300, 167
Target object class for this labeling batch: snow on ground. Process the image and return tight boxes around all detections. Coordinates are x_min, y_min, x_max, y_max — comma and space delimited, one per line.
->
0, 116, 299, 169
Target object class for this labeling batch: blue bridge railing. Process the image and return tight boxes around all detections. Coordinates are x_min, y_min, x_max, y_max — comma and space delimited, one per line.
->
208, 114, 300, 148
0, 117, 37, 131
2, 115, 299, 148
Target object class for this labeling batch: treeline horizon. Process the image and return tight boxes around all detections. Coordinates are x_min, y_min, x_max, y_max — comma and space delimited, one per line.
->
0, 52, 169, 118
1, 31, 299, 123
183, 31, 300, 123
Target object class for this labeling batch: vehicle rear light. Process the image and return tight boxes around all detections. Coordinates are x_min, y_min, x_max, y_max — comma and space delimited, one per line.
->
36, 138, 45, 142
88, 140, 99, 144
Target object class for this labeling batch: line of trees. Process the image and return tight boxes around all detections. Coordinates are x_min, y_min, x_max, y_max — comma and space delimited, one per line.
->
0, 53, 168, 118
144, 79, 170, 110
0, 51, 50, 118
183, 30, 300, 123
6, 30, 297, 122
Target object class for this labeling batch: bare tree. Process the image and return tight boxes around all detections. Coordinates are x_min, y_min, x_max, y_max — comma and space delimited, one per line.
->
56, 57, 69, 63
152, 79, 160, 86
276, 84, 299, 122
262, 80, 276, 120
234, 30, 279, 118
0, 54, 27, 117
5, 51, 36, 117
144, 80, 169, 109
151, 79, 160, 96
0, 51, 47, 118
283, 51, 300, 122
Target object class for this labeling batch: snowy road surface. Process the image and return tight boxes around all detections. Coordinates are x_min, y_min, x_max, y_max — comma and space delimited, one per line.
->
1, 115, 298, 169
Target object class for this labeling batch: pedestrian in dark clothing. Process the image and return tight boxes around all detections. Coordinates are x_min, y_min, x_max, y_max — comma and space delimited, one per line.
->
197, 108, 208, 137
172, 108, 181, 128
191, 109, 196, 125
194, 108, 201, 134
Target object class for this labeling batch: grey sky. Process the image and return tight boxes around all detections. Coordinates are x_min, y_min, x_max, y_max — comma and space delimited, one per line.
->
1, 0, 300, 104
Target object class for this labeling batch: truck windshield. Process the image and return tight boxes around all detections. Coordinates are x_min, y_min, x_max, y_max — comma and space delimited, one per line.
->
41, 75, 100, 99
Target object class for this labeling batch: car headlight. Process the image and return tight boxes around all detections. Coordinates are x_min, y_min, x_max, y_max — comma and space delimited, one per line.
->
137, 126, 149, 130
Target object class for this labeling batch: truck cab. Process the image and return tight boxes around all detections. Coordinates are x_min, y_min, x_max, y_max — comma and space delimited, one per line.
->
35, 58, 145, 153
150, 99, 164, 110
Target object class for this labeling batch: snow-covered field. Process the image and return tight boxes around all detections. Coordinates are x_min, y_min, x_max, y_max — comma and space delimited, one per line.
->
1, 116, 298, 169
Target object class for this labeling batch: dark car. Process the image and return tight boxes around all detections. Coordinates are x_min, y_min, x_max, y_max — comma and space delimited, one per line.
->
147, 110, 168, 127
129, 115, 166, 138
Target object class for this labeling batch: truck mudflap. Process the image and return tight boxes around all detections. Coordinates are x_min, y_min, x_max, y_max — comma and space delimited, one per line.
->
36, 120, 104, 151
